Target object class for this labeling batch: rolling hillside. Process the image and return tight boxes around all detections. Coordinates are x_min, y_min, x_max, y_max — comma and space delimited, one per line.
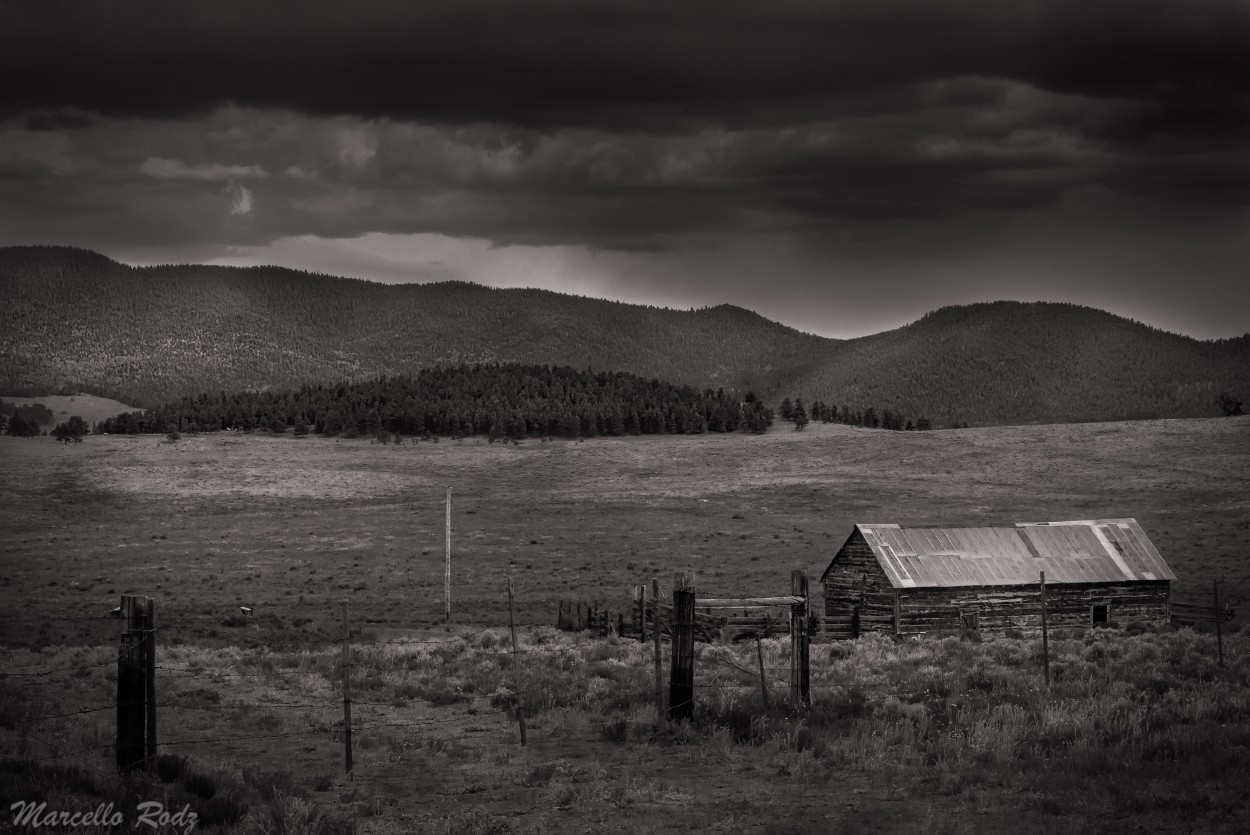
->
1, 245, 1246, 426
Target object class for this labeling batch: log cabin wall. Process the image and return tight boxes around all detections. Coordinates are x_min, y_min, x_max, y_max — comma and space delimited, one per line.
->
896, 580, 1171, 636
822, 530, 897, 639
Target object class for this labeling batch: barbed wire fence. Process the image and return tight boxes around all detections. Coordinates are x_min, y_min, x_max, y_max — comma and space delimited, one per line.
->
1, 573, 1239, 787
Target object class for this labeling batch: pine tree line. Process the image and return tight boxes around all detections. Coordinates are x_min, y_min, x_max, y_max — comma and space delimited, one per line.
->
779, 397, 936, 431
93, 364, 776, 439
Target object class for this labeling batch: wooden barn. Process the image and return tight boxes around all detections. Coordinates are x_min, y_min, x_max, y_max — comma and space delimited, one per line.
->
820, 519, 1175, 639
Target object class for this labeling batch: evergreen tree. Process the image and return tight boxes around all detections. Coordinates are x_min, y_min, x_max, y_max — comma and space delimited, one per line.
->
5, 414, 38, 437
780, 398, 793, 421
51, 415, 88, 443
1216, 392, 1244, 416
793, 398, 809, 430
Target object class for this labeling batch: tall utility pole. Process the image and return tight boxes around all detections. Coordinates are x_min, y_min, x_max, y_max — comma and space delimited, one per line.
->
445, 487, 452, 629
1040, 571, 1050, 689
1214, 578, 1224, 668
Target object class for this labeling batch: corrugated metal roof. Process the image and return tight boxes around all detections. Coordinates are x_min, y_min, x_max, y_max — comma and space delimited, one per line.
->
848, 519, 1175, 589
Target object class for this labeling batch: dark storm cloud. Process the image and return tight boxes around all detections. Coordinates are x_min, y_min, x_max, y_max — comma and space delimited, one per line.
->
1, 0, 1247, 340
2, 0, 1247, 138
3, 0, 1245, 247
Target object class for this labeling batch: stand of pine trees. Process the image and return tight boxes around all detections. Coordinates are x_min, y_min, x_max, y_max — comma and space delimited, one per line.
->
94, 364, 775, 439
799, 399, 934, 431
1, 400, 53, 437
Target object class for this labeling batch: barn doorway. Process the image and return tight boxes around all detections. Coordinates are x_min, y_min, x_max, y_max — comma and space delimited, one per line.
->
851, 606, 861, 638
1091, 604, 1109, 626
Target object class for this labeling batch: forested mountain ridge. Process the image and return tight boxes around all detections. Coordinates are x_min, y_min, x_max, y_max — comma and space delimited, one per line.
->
2, 245, 1246, 426
0, 246, 824, 407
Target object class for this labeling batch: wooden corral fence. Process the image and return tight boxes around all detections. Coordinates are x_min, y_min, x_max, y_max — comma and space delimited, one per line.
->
624, 593, 800, 644
556, 601, 617, 636
557, 570, 816, 719
557, 582, 816, 645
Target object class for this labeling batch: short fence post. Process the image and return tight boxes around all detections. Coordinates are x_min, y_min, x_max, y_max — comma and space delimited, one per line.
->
116, 594, 146, 773
1214, 579, 1224, 669
756, 635, 770, 709
652, 578, 665, 731
507, 576, 527, 745
143, 596, 156, 771
791, 570, 810, 706
1040, 571, 1050, 689
341, 601, 353, 776
669, 571, 696, 722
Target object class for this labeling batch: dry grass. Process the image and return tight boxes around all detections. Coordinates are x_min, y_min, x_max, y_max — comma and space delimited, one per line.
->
2, 625, 1248, 832
2, 416, 1249, 831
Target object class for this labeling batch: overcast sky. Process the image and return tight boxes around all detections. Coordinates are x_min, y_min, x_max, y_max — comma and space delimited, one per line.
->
1, 0, 1247, 338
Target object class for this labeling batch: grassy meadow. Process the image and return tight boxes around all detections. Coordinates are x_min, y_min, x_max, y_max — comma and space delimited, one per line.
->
1, 416, 1249, 832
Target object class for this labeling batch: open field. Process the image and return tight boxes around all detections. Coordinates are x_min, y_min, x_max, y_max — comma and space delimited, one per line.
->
1, 417, 1247, 638
2, 417, 1249, 832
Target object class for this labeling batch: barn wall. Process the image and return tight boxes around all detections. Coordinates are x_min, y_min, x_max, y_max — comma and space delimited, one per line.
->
896, 580, 1171, 636
822, 530, 896, 639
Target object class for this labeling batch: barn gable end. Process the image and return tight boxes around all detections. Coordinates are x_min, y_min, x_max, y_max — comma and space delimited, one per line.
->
821, 519, 1174, 638
821, 528, 898, 639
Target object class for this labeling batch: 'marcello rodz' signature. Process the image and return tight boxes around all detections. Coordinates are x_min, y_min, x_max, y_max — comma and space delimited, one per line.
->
10, 800, 198, 834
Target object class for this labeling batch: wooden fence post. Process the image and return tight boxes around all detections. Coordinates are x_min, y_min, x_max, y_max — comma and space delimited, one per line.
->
669, 571, 696, 722
115, 594, 146, 773
143, 597, 156, 771
790, 570, 810, 706
756, 635, 770, 709
1040, 571, 1050, 689
1215, 579, 1224, 668
507, 577, 527, 746
444, 488, 451, 630
652, 578, 664, 731
341, 601, 353, 776
638, 585, 647, 644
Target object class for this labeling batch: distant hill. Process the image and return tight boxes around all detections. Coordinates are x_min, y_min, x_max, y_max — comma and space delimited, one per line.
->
794, 304, 1250, 426
1, 245, 1246, 426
